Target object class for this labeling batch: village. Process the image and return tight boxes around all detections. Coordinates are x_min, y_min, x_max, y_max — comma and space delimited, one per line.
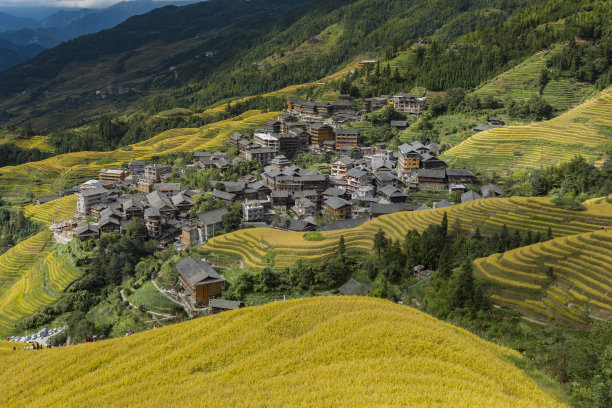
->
34, 84, 505, 312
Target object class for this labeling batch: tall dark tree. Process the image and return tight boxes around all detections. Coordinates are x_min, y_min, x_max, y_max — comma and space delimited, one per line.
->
373, 229, 387, 259
452, 261, 475, 309
338, 235, 346, 258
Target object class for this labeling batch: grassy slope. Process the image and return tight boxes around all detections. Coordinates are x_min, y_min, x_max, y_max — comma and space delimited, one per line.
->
442, 87, 612, 172
471, 45, 594, 112
0, 195, 80, 336
205, 196, 612, 270
0, 297, 566, 407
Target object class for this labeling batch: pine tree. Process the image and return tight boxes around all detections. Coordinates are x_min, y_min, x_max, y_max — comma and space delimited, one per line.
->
437, 244, 453, 278
441, 211, 448, 240
452, 261, 475, 309
373, 228, 386, 259
547, 226, 553, 240
338, 235, 345, 258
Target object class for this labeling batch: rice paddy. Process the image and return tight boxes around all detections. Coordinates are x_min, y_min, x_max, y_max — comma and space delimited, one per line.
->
0, 196, 81, 336
478, 229, 612, 325
0, 110, 278, 203
442, 87, 612, 172
205, 196, 612, 270
0, 297, 566, 407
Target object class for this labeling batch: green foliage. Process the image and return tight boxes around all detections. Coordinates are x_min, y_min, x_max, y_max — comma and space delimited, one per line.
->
0, 144, 51, 167
303, 232, 324, 241
0, 208, 43, 255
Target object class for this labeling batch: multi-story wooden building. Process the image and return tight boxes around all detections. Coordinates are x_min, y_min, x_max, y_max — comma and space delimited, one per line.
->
177, 257, 225, 307
308, 123, 334, 145
335, 129, 360, 150
98, 169, 127, 184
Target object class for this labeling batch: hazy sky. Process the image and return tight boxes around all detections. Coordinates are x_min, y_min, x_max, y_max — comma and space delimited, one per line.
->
0, 0, 124, 8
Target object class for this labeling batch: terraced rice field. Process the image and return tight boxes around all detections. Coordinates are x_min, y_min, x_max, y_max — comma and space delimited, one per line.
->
0, 136, 54, 153
0, 231, 80, 335
0, 197, 81, 336
443, 87, 612, 172
205, 196, 612, 270
22, 195, 78, 226
479, 229, 612, 325
471, 46, 593, 111
0, 110, 277, 202
0, 297, 566, 407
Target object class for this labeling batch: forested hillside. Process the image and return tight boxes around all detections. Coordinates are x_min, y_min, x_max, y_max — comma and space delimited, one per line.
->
5, 0, 609, 129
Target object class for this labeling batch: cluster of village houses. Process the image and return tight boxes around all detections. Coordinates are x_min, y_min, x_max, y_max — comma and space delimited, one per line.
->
35, 88, 503, 308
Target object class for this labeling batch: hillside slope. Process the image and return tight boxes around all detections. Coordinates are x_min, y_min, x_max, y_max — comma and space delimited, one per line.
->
0, 195, 79, 336
204, 196, 612, 270
442, 87, 612, 172
0, 297, 566, 407
0, 110, 277, 203
477, 227, 612, 325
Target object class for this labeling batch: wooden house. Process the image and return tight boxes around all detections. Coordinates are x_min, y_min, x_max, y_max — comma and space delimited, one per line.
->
177, 257, 225, 307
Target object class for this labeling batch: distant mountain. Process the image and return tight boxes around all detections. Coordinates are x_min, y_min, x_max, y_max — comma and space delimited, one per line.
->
0, 1, 198, 50
0, 39, 46, 71
39, 9, 94, 28
0, 12, 38, 31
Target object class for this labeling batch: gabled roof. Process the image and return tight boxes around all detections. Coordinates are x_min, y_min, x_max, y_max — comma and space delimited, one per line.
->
345, 167, 369, 178
481, 184, 502, 198
446, 169, 475, 177
370, 203, 416, 215
435, 199, 454, 208
461, 190, 482, 203
171, 193, 193, 207
417, 169, 446, 179
176, 257, 224, 288
197, 208, 228, 225
323, 187, 346, 197
379, 185, 407, 198
415, 204, 431, 211
77, 223, 99, 235
147, 191, 175, 210
98, 217, 120, 228
211, 190, 237, 201
295, 197, 315, 208
333, 156, 354, 166
390, 120, 407, 127
335, 128, 360, 135
80, 187, 108, 197
338, 278, 371, 296
324, 197, 352, 210
398, 143, 418, 156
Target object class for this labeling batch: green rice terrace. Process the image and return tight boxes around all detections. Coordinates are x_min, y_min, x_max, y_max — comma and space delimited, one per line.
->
442, 87, 612, 172
204, 196, 612, 271
0, 196, 80, 336
471, 45, 594, 112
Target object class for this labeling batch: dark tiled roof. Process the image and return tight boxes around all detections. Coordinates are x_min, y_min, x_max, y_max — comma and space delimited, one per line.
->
324, 197, 351, 210
446, 169, 475, 177
197, 208, 228, 225
338, 278, 371, 295
417, 169, 446, 179
177, 257, 224, 287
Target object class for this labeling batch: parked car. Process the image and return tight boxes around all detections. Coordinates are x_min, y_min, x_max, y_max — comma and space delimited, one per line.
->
25, 335, 31, 341
39, 328, 48, 337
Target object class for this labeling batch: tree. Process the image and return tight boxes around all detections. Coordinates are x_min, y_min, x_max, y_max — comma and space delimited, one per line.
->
222, 208, 241, 233
452, 261, 475, 309
441, 212, 448, 240
547, 226, 553, 240
338, 235, 345, 258
125, 218, 146, 238
437, 244, 453, 278
373, 229, 387, 259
